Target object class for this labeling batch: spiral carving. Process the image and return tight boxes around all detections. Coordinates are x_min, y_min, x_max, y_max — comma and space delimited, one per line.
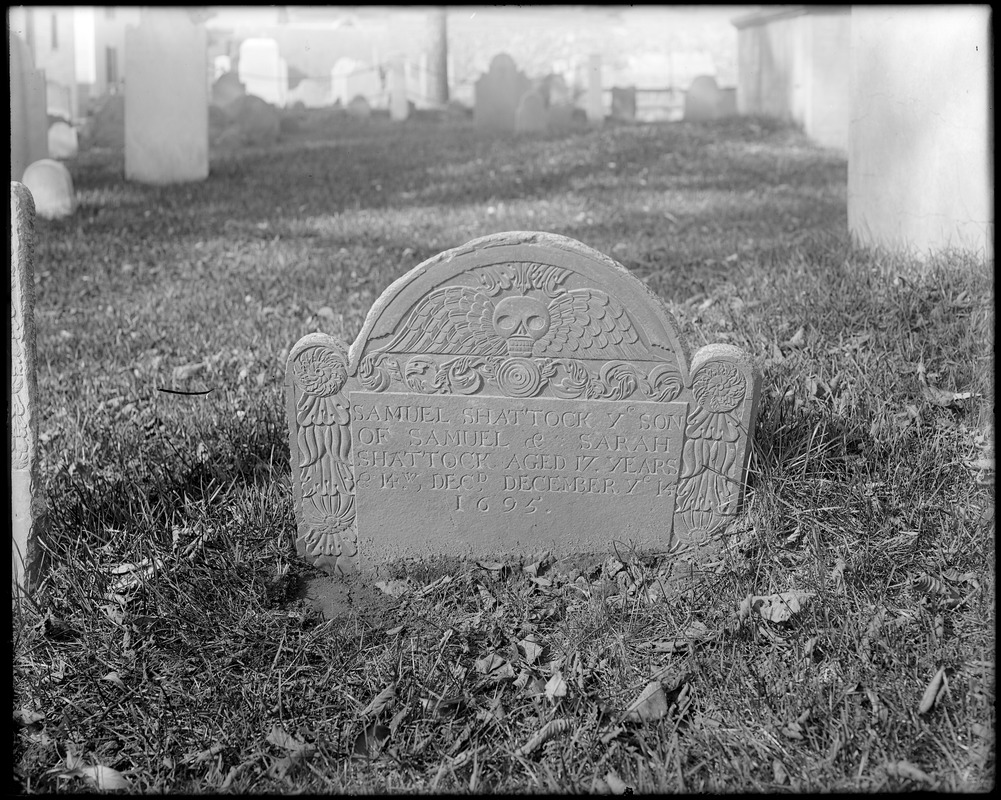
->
293, 347, 347, 397
495, 357, 543, 398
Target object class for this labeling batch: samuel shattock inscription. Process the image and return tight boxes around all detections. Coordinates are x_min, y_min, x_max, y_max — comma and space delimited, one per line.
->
286, 232, 759, 575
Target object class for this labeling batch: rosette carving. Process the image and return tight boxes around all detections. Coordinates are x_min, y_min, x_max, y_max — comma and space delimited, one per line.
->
495, 357, 544, 398
691, 360, 746, 413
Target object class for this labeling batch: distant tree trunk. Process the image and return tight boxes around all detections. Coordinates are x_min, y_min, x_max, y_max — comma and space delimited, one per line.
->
426, 7, 449, 105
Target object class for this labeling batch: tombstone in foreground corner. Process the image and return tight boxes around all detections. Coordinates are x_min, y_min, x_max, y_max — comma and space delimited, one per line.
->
286, 232, 760, 577
11, 182, 44, 593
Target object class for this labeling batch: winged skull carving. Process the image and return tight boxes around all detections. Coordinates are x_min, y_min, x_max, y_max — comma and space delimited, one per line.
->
375, 285, 649, 360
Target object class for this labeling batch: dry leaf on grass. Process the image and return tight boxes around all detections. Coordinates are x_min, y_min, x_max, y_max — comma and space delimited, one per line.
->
918, 667, 947, 714
739, 590, 815, 622
544, 672, 567, 701
624, 681, 670, 722
513, 718, 572, 757
359, 682, 396, 718
605, 770, 631, 795
922, 384, 978, 408
351, 722, 390, 760
885, 760, 932, 784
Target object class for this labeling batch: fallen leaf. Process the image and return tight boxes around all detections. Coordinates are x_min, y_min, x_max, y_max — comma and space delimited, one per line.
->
918, 667, 947, 714
885, 760, 932, 784
351, 723, 390, 760
773, 759, 788, 784
739, 590, 815, 622
922, 384, 978, 408
513, 718, 572, 757
102, 671, 126, 690
172, 361, 206, 382
13, 708, 45, 728
519, 637, 544, 665
545, 671, 568, 701
76, 765, 131, 791
374, 579, 411, 598
359, 683, 396, 718
783, 326, 806, 348
624, 681, 669, 722
605, 770, 631, 795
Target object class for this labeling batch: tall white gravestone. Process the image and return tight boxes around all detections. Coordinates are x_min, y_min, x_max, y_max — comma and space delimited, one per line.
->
586, 55, 604, 125
10, 31, 49, 181
11, 182, 44, 593
848, 6, 992, 259
124, 9, 209, 184
239, 38, 284, 107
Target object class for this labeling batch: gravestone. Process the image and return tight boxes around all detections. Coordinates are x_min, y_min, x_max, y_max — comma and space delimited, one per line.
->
346, 95, 372, 119
545, 74, 574, 130
11, 182, 44, 593
212, 71, 246, 109
286, 232, 759, 576
10, 31, 49, 181
719, 87, 737, 117
684, 75, 721, 121
474, 53, 531, 132
220, 95, 281, 146
88, 94, 125, 149
586, 55, 604, 124
515, 90, 547, 133
22, 159, 76, 219
125, 9, 208, 184
48, 120, 79, 159
239, 38, 284, 107
332, 58, 381, 108
388, 60, 410, 121
286, 77, 332, 108
611, 86, 637, 121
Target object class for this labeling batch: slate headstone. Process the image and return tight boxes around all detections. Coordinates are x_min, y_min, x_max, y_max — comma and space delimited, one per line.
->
346, 95, 372, 119
286, 232, 759, 577
220, 95, 281, 146
212, 71, 246, 109
719, 87, 737, 117
48, 120, 79, 159
545, 74, 574, 130
684, 75, 721, 121
125, 9, 208, 184
88, 94, 125, 149
11, 182, 44, 593
611, 86, 637, 121
515, 90, 547, 133
474, 53, 531, 133
22, 159, 76, 219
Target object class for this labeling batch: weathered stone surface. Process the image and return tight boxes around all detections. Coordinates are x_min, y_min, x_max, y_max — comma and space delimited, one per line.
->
515, 90, 547, 133
474, 53, 531, 133
22, 159, 76, 220
286, 232, 759, 577
11, 182, 44, 593
684, 75, 721, 121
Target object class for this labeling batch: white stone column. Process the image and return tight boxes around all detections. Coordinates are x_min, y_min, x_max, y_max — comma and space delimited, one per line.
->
125, 9, 208, 184
848, 6, 992, 258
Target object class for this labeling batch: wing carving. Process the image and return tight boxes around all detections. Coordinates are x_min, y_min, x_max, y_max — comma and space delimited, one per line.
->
376, 286, 507, 357
538, 289, 648, 359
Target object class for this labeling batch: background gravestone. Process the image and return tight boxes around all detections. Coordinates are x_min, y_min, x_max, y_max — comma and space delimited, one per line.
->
286, 232, 759, 576
11, 182, 44, 593
586, 55, 604, 124
346, 95, 373, 119
22, 159, 76, 219
388, 60, 410, 121
48, 120, 79, 159
684, 75, 721, 121
474, 53, 531, 133
124, 9, 208, 184
611, 86, 637, 121
239, 38, 285, 107
212, 71, 246, 109
86, 94, 125, 149
515, 90, 548, 133
545, 74, 574, 130
10, 31, 49, 181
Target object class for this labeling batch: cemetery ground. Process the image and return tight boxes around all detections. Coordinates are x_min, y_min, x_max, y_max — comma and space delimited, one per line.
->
12, 112, 994, 793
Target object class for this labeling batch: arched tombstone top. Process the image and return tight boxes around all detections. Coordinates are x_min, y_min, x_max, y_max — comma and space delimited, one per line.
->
22, 159, 76, 219
286, 231, 760, 577
489, 53, 518, 75
349, 231, 691, 379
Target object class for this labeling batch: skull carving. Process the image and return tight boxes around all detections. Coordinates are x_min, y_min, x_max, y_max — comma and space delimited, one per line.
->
492, 295, 551, 357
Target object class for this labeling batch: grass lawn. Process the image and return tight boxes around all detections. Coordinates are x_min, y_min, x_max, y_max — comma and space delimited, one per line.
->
12, 112, 994, 793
